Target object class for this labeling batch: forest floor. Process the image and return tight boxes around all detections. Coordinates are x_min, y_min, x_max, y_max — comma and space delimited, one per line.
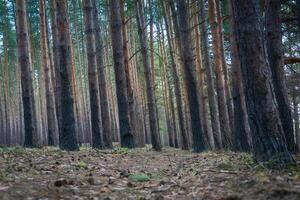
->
0, 146, 300, 200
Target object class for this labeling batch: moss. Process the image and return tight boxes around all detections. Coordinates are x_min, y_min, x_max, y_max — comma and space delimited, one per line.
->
129, 173, 150, 182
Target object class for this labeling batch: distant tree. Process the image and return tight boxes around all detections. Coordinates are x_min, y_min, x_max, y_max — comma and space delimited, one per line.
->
135, 0, 162, 151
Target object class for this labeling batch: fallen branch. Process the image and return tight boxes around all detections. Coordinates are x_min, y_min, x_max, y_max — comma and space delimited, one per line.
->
284, 56, 300, 65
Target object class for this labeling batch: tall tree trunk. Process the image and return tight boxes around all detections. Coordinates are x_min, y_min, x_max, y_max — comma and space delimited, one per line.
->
0, 56, 5, 145
229, 0, 251, 152
216, 0, 235, 135
50, 0, 62, 136
265, 0, 296, 153
56, 0, 78, 150
83, 0, 104, 148
109, 0, 134, 148
199, 0, 222, 149
292, 93, 299, 152
176, 0, 206, 152
16, 0, 38, 148
3, 0, 11, 146
39, 0, 59, 146
163, 0, 189, 150
208, 0, 232, 149
158, 24, 175, 147
193, 2, 215, 149
92, 0, 113, 148
121, 0, 139, 147
135, 0, 162, 151
232, 0, 293, 164
296, 0, 300, 29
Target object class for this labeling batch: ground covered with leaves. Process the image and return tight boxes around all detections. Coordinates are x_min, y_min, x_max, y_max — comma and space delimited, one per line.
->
0, 146, 300, 200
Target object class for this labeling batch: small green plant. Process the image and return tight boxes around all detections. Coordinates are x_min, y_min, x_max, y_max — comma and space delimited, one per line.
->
241, 153, 254, 168
115, 147, 130, 154
217, 158, 233, 170
129, 173, 150, 182
76, 160, 88, 169
14, 145, 25, 153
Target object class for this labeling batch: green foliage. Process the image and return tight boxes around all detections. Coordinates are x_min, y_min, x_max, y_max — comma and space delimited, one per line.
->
217, 157, 233, 170
115, 147, 131, 154
240, 153, 255, 169
76, 160, 88, 169
129, 173, 150, 182
0, 145, 25, 155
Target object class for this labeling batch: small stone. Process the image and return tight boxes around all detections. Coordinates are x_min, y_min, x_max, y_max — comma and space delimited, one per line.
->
108, 177, 115, 185
127, 182, 134, 187
54, 179, 68, 187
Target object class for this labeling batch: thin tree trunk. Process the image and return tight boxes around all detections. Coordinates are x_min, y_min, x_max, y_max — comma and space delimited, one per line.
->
49, 0, 61, 136
216, 0, 235, 135
135, 0, 161, 151
208, 0, 232, 149
192, 2, 215, 149
39, 0, 59, 146
158, 24, 175, 147
199, 0, 222, 149
292, 94, 299, 152
3, 0, 11, 146
163, 0, 189, 150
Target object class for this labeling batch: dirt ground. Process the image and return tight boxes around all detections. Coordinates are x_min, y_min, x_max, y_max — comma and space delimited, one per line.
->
0, 146, 300, 200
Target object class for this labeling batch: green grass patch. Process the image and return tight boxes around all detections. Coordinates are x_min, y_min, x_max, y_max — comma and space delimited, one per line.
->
129, 173, 150, 182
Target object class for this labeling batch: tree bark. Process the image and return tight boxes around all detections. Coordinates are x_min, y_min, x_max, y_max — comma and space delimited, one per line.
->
229, 0, 251, 152
165, 0, 190, 150
216, 0, 235, 135
109, 0, 134, 148
193, 2, 215, 149
135, 0, 161, 151
16, 0, 38, 148
39, 0, 59, 146
83, 0, 104, 148
265, 0, 296, 153
232, 0, 293, 164
49, 0, 61, 135
208, 0, 232, 149
199, 0, 222, 149
176, 0, 206, 152
55, 0, 78, 150
91, 0, 113, 148
292, 94, 300, 152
